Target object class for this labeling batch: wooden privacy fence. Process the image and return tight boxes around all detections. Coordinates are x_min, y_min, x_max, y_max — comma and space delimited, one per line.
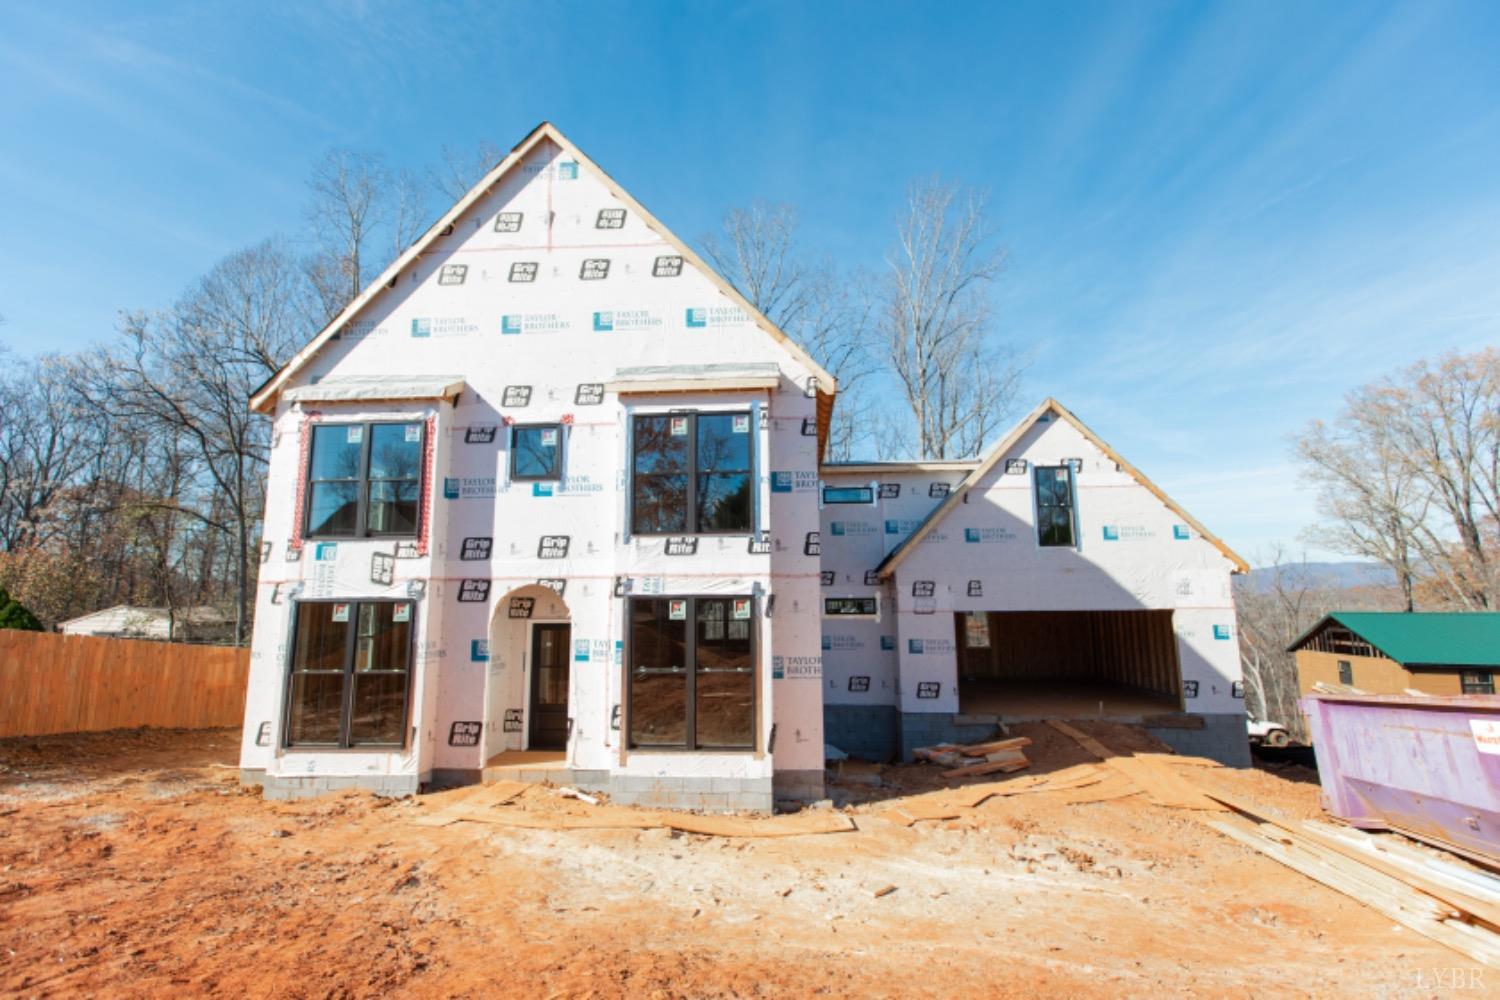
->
0, 631, 250, 738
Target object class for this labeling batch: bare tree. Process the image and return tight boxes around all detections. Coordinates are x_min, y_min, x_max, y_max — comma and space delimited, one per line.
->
702, 203, 818, 333
73, 240, 312, 641
701, 202, 879, 460
1294, 348, 1500, 609
878, 178, 1022, 459
0, 358, 109, 551
305, 148, 388, 315
1234, 546, 1403, 740
430, 139, 504, 202
1295, 419, 1425, 610
389, 167, 432, 259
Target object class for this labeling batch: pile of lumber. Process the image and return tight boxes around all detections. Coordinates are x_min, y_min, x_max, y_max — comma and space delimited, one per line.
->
913, 736, 1031, 777
1203, 790, 1500, 968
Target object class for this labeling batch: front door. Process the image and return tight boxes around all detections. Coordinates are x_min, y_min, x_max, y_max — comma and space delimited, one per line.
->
528, 623, 570, 749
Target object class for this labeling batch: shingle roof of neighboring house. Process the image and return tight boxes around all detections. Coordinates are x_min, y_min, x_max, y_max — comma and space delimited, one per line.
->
1288, 611, 1500, 667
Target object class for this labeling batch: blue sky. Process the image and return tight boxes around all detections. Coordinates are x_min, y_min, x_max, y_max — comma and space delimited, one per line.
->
1, 1, 1497, 565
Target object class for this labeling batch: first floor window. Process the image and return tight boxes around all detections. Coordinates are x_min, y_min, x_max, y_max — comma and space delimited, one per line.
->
631, 411, 753, 534
1461, 670, 1495, 694
1034, 465, 1076, 547
823, 485, 874, 505
285, 600, 413, 748
306, 421, 424, 538
824, 597, 877, 617
628, 596, 755, 750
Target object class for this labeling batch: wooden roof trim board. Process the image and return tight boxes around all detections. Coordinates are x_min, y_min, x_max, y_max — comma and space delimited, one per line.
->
875, 398, 1250, 578
250, 122, 839, 457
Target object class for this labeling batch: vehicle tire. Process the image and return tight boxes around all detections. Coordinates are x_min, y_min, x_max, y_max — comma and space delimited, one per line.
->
1265, 729, 1290, 748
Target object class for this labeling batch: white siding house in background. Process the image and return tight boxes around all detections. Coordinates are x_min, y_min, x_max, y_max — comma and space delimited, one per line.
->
238, 123, 1251, 810
60, 605, 236, 643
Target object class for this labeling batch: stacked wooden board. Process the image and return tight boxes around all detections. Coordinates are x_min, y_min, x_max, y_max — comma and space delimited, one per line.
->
912, 736, 1032, 777
1202, 789, 1500, 968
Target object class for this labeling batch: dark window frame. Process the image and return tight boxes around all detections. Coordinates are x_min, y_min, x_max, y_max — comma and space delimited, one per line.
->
1337, 660, 1353, 685
630, 410, 755, 536
625, 595, 757, 752
304, 420, 426, 540
822, 485, 875, 505
1460, 669, 1495, 694
282, 598, 415, 750
824, 596, 878, 617
510, 422, 565, 482
1033, 465, 1077, 548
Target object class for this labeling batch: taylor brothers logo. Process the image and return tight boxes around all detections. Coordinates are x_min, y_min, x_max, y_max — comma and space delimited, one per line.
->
685, 305, 751, 328
501, 313, 570, 335
410, 316, 478, 338
593, 310, 662, 332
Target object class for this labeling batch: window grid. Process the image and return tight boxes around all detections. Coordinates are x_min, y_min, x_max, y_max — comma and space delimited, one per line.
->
626, 596, 756, 751
630, 411, 754, 536
284, 599, 413, 749
305, 421, 424, 540
1033, 465, 1077, 547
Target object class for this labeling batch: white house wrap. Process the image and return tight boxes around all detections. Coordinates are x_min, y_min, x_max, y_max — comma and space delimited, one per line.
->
238, 124, 1250, 810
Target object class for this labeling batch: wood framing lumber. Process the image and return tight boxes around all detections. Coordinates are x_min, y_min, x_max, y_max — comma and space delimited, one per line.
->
1204, 787, 1500, 929
958, 737, 1033, 757
1200, 797, 1500, 929
1044, 719, 1116, 760
1060, 775, 1143, 805
412, 781, 531, 825
941, 758, 1030, 778
1207, 817, 1500, 968
424, 806, 857, 837
1103, 755, 1225, 811
1044, 720, 1222, 811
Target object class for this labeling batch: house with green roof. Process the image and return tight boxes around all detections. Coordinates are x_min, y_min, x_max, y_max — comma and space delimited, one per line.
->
1288, 612, 1500, 697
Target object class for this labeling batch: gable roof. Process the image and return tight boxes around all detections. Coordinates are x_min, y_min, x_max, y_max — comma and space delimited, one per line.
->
875, 398, 1249, 578
250, 122, 837, 447
1288, 611, 1500, 667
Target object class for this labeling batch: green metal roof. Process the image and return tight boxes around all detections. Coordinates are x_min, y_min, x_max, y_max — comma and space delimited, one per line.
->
1289, 611, 1500, 667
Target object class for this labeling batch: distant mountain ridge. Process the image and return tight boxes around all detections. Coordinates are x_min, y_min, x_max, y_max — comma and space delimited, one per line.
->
1240, 561, 1398, 594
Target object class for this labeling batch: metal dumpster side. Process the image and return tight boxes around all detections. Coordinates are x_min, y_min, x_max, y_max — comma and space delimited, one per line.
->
1302, 692, 1500, 864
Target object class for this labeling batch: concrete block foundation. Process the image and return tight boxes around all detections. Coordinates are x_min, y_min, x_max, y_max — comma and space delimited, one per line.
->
1146, 713, 1251, 767
823, 705, 900, 762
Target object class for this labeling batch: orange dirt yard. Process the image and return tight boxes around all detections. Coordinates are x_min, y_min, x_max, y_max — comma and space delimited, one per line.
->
0, 724, 1474, 999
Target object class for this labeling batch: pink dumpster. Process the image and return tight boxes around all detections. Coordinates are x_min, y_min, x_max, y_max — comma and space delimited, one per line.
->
1302, 692, 1500, 865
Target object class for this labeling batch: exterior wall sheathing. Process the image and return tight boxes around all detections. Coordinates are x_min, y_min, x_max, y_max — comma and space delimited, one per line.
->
819, 415, 1249, 767
239, 136, 826, 810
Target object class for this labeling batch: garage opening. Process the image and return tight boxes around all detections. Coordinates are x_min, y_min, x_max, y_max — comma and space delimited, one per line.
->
954, 610, 1183, 719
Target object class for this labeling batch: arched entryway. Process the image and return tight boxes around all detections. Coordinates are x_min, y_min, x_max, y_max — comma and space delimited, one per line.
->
483, 583, 572, 759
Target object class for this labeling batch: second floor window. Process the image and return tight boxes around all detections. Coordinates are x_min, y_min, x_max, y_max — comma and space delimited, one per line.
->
511, 424, 563, 481
632, 412, 753, 534
306, 422, 424, 538
1034, 465, 1076, 547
